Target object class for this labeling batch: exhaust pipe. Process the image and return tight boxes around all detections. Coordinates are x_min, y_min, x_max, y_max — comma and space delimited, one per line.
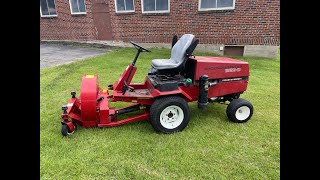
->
198, 75, 209, 109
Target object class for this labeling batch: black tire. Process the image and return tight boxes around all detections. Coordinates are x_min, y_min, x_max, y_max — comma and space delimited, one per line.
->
226, 98, 253, 123
150, 96, 190, 133
61, 124, 75, 136
61, 124, 69, 136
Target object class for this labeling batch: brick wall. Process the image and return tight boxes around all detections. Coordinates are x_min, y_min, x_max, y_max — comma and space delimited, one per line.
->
40, 0, 96, 40
109, 0, 280, 45
41, 0, 280, 46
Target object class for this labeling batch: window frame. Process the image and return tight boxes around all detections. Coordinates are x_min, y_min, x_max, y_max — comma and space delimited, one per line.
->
114, 0, 135, 13
198, 0, 236, 11
40, 0, 58, 17
141, 0, 170, 14
69, 0, 87, 15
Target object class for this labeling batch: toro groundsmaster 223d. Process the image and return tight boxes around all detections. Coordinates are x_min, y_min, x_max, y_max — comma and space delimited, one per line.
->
60, 34, 254, 136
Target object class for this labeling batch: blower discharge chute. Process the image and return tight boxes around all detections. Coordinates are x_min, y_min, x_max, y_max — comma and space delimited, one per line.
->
60, 34, 254, 136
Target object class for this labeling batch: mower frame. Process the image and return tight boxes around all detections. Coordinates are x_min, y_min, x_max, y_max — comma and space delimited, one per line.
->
61, 40, 253, 136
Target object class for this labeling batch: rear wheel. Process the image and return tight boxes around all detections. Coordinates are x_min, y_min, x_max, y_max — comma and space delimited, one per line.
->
150, 96, 190, 133
226, 98, 253, 123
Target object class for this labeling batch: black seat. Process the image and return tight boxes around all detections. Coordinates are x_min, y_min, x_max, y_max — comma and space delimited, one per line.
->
150, 34, 199, 76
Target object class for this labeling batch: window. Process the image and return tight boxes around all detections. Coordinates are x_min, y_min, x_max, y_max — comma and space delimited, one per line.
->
224, 46, 244, 56
199, 0, 235, 11
69, 0, 86, 14
115, 0, 135, 13
142, 0, 170, 13
40, 0, 57, 17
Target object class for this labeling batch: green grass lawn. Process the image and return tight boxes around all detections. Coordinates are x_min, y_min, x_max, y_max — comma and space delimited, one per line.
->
40, 47, 280, 179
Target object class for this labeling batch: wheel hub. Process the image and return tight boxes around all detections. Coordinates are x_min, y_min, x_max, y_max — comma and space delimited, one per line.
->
160, 105, 184, 129
235, 106, 251, 121
167, 112, 174, 118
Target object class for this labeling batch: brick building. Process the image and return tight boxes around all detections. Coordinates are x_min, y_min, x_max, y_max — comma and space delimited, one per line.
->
40, 0, 280, 58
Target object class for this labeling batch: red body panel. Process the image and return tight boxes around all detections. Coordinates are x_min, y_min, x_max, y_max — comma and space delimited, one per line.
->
67, 98, 81, 121
210, 80, 248, 97
62, 56, 250, 129
98, 92, 111, 125
80, 75, 99, 125
113, 65, 137, 91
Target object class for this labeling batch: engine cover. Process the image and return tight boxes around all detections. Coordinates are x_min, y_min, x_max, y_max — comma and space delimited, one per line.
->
191, 56, 249, 80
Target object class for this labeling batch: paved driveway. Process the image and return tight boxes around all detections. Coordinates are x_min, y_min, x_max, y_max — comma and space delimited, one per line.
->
40, 43, 110, 68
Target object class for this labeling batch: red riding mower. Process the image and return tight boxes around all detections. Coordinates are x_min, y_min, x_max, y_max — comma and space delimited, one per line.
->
60, 34, 253, 136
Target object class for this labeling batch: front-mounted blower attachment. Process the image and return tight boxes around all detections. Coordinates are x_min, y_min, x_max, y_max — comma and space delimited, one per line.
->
61, 73, 151, 136
60, 34, 254, 136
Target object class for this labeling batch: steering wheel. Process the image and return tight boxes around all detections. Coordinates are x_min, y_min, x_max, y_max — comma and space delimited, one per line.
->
130, 41, 151, 52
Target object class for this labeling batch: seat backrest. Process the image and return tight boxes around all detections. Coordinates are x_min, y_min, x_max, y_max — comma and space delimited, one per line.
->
170, 34, 195, 65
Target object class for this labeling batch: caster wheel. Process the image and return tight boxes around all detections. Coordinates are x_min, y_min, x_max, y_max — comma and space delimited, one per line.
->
226, 98, 253, 123
61, 124, 75, 136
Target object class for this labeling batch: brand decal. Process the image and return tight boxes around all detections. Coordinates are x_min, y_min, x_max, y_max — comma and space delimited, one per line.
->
221, 78, 243, 82
225, 67, 241, 73
205, 65, 242, 73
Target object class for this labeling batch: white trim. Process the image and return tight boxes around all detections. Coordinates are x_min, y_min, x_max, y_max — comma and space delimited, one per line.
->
141, 0, 170, 14
69, 0, 87, 15
198, 0, 235, 11
115, 0, 135, 13
40, 0, 58, 17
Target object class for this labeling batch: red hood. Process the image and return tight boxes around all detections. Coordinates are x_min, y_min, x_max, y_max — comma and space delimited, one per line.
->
190, 56, 250, 80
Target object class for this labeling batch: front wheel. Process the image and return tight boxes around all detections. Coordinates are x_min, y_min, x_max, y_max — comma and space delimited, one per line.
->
226, 98, 253, 123
150, 96, 190, 133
